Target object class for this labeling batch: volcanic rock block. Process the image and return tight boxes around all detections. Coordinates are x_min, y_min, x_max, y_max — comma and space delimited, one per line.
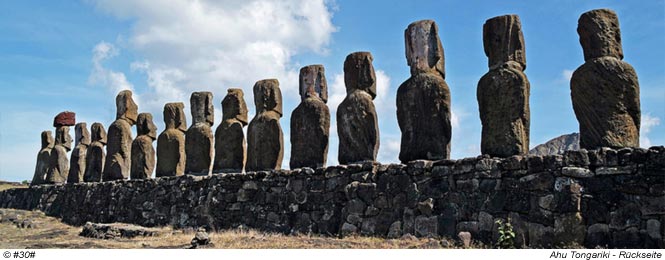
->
337, 52, 380, 164
53, 111, 75, 127
213, 89, 248, 173
290, 65, 330, 169
131, 113, 157, 179
185, 92, 214, 176
46, 125, 72, 184
103, 90, 138, 181
247, 79, 284, 171
397, 20, 452, 162
157, 102, 187, 177
571, 9, 640, 149
84, 123, 107, 182
477, 14, 530, 157
31, 131, 54, 186
68, 122, 91, 183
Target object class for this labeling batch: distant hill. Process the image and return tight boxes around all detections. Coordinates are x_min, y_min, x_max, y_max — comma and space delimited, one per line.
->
529, 133, 580, 156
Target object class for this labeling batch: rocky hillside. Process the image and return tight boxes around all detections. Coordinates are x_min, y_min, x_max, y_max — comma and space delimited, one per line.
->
528, 133, 580, 156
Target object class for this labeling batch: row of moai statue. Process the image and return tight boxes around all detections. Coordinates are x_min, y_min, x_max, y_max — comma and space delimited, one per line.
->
31, 9, 640, 184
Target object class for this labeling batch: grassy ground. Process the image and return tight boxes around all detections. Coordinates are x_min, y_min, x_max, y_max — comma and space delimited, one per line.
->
0, 208, 469, 249
0, 181, 27, 192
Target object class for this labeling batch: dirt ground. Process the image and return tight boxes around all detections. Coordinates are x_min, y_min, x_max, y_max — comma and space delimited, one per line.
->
0, 208, 474, 249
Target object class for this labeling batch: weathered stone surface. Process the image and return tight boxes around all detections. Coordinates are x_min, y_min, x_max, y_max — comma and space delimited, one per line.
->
84, 123, 107, 182
46, 126, 72, 184
247, 79, 283, 171
291, 65, 330, 169
338, 52, 380, 164
529, 133, 580, 156
80, 222, 160, 239
190, 227, 210, 248
585, 223, 610, 248
186, 91, 214, 176
397, 20, 451, 162
458, 231, 472, 248
477, 15, 530, 158
397, 73, 451, 162
571, 9, 640, 150
103, 90, 138, 181
53, 111, 75, 127
68, 122, 90, 183
157, 102, 187, 177
214, 89, 248, 173
131, 113, 157, 179
31, 131, 53, 186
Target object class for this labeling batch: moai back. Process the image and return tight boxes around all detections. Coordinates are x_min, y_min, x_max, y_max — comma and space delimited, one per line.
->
157, 102, 187, 177
31, 131, 54, 186
131, 113, 157, 179
84, 123, 107, 182
68, 122, 90, 183
185, 92, 214, 176
103, 90, 138, 181
213, 89, 248, 173
247, 79, 284, 171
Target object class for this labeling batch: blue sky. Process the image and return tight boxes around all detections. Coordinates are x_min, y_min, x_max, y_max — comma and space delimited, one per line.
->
0, 0, 663, 182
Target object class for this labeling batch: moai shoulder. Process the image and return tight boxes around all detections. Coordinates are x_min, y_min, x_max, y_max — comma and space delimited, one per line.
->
131, 113, 157, 179
214, 88, 248, 173
247, 79, 284, 171
157, 102, 187, 177
186, 91, 214, 176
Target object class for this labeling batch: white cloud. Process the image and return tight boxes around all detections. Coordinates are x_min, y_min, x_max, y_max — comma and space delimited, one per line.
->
561, 69, 574, 82
89, 41, 135, 94
641, 113, 661, 148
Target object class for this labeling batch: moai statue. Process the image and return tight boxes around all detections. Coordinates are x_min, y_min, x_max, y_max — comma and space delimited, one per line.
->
103, 90, 138, 181
67, 122, 91, 183
156, 102, 187, 177
396, 20, 452, 162
84, 123, 107, 182
31, 131, 54, 186
247, 79, 284, 171
477, 15, 530, 158
185, 92, 214, 176
290, 65, 330, 169
337, 52, 380, 164
571, 9, 640, 149
131, 113, 157, 179
46, 111, 75, 184
213, 89, 248, 173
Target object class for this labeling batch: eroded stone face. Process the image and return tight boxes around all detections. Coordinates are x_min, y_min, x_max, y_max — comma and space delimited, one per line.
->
247, 79, 284, 171
299, 65, 328, 103
477, 14, 530, 157
157, 102, 187, 177
116, 90, 139, 124
68, 122, 90, 183
31, 131, 54, 186
343, 52, 376, 99
131, 113, 157, 179
84, 123, 106, 182
338, 52, 379, 164
186, 92, 214, 176
571, 9, 640, 149
404, 20, 445, 78
214, 89, 249, 173
291, 66, 330, 169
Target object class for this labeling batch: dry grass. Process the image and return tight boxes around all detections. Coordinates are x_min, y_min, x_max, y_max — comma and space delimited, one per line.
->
0, 209, 464, 249
0, 182, 27, 192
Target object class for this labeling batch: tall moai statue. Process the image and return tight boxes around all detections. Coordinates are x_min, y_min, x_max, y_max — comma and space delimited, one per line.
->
571, 9, 640, 149
156, 102, 187, 177
396, 20, 452, 162
103, 90, 138, 181
477, 15, 530, 157
185, 92, 214, 176
290, 65, 330, 169
337, 52, 380, 164
213, 89, 248, 173
31, 131, 54, 186
131, 113, 157, 179
247, 79, 284, 171
67, 122, 91, 183
46, 111, 75, 184
84, 123, 107, 182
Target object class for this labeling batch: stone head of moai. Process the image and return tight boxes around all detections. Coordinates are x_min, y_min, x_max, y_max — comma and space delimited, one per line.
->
253, 79, 283, 116
90, 122, 107, 145
405, 20, 445, 78
299, 65, 328, 103
137, 113, 157, 140
222, 88, 249, 125
483, 14, 526, 71
344, 52, 376, 99
164, 102, 188, 132
578, 9, 623, 61
115, 90, 139, 124
41, 131, 54, 150
74, 122, 91, 146
54, 125, 73, 151
190, 92, 214, 126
